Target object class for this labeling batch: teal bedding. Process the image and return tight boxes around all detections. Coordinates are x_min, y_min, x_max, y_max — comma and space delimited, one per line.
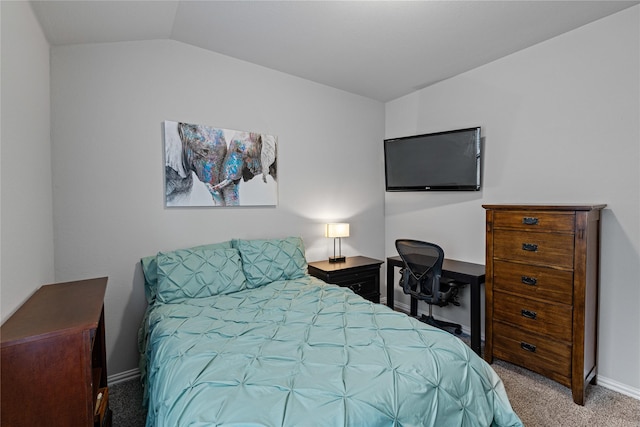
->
140, 239, 522, 427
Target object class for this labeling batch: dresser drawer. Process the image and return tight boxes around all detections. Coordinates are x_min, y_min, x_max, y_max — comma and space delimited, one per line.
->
493, 211, 575, 232
493, 230, 575, 268
493, 321, 571, 383
493, 291, 572, 341
493, 260, 573, 305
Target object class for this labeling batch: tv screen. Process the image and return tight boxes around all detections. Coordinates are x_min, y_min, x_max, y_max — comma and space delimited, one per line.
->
384, 127, 481, 191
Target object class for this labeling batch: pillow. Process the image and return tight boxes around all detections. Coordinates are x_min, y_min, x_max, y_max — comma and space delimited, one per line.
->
141, 255, 159, 303
156, 247, 247, 303
236, 237, 307, 288
141, 240, 232, 303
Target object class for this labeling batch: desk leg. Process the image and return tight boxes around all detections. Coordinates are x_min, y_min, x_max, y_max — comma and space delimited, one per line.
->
386, 266, 395, 309
386, 263, 417, 316
470, 279, 481, 357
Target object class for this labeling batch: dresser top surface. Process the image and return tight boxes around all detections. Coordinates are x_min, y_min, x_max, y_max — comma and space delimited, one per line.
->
1, 277, 107, 346
482, 204, 606, 211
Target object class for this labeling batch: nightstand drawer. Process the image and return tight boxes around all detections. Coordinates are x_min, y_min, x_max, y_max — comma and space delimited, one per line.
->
334, 273, 378, 297
493, 291, 572, 341
493, 260, 573, 305
493, 230, 575, 268
493, 321, 571, 384
493, 211, 575, 232
307, 256, 383, 303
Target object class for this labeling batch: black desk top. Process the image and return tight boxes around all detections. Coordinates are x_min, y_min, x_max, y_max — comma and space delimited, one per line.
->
387, 255, 485, 283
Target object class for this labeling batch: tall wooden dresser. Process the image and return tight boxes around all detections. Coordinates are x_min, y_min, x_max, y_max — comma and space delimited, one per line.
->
483, 204, 605, 405
1, 277, 111, 426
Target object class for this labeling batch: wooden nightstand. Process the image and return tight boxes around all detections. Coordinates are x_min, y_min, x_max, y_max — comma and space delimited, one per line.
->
307, 256, 384, 303
1, 277, 111, 426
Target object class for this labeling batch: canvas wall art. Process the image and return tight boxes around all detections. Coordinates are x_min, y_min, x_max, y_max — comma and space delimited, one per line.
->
164, 121, 278, 207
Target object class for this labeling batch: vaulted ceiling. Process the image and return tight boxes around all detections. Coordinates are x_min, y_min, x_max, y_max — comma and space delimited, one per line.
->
31, 1, 638, 102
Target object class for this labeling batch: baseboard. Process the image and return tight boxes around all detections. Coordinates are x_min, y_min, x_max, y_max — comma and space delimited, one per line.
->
597, 375, 640, 401
108, 368, 141, 385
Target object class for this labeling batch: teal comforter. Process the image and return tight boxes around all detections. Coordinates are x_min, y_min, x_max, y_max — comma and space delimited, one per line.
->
142, 276, 522, 427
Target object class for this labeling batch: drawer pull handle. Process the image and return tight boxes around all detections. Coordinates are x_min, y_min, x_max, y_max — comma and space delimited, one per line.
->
522, 243, 538, 252
349, 283, 363, 293
522, 217, 539, 225
521, 309, 537, 320
521, 276, 537, 286
520, 342, 537, 353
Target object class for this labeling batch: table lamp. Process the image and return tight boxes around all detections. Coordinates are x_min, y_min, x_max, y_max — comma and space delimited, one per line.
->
325, 223, 349, 263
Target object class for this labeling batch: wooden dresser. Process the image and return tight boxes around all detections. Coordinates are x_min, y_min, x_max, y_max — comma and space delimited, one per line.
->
483, 204, 605, 405
1, 277, 111, 426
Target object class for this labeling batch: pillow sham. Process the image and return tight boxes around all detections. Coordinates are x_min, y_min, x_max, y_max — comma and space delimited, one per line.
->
236, 236, 307, 288
141, 255, 159, 304
156, 247, 247, 303
141, 240, 232, 303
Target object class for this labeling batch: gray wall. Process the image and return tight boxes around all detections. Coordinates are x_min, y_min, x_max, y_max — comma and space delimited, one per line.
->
385, 6, 640, 393
50, 39, 385, 375
1, 2, 55, 320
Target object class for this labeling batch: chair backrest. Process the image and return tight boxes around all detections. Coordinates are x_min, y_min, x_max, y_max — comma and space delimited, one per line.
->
395, 239, 445, 303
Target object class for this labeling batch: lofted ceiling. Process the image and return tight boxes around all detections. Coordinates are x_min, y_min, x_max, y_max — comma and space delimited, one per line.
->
30, 1, 638, 102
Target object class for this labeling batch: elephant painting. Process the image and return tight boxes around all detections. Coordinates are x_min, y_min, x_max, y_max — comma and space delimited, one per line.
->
164, 121, 277, 206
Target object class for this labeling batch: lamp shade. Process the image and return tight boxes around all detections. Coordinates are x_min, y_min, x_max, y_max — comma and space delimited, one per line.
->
325, 223, 350, 238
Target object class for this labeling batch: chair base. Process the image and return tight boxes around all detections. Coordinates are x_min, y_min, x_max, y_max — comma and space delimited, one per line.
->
419, 314, 463, 335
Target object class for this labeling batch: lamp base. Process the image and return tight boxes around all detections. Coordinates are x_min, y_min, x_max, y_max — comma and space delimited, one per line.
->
329, 256, 346, 263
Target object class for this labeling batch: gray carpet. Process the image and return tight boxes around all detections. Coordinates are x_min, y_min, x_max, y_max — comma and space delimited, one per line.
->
110, 377, 146, 427
109, 357, 639, 427
492, 359, 640, 426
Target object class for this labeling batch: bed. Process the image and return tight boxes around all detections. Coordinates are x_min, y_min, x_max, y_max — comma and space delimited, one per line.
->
139, 237, 522, 427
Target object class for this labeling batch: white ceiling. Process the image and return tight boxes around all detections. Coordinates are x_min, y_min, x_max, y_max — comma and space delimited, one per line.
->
31, 0, 638, 102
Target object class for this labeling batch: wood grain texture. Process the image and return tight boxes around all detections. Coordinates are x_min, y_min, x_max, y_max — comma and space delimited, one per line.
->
1, 277, 110, 426
483, 204, 604, 405
493, 259, 573, 304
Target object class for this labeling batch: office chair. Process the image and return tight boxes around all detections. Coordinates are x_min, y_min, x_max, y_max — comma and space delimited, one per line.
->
395, 239, 463, 335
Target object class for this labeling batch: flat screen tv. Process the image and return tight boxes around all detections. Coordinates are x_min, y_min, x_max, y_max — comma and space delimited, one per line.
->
384, 127, 481, 191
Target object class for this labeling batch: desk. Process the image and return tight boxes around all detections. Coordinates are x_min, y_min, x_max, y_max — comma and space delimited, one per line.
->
386, 256, 485, 357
